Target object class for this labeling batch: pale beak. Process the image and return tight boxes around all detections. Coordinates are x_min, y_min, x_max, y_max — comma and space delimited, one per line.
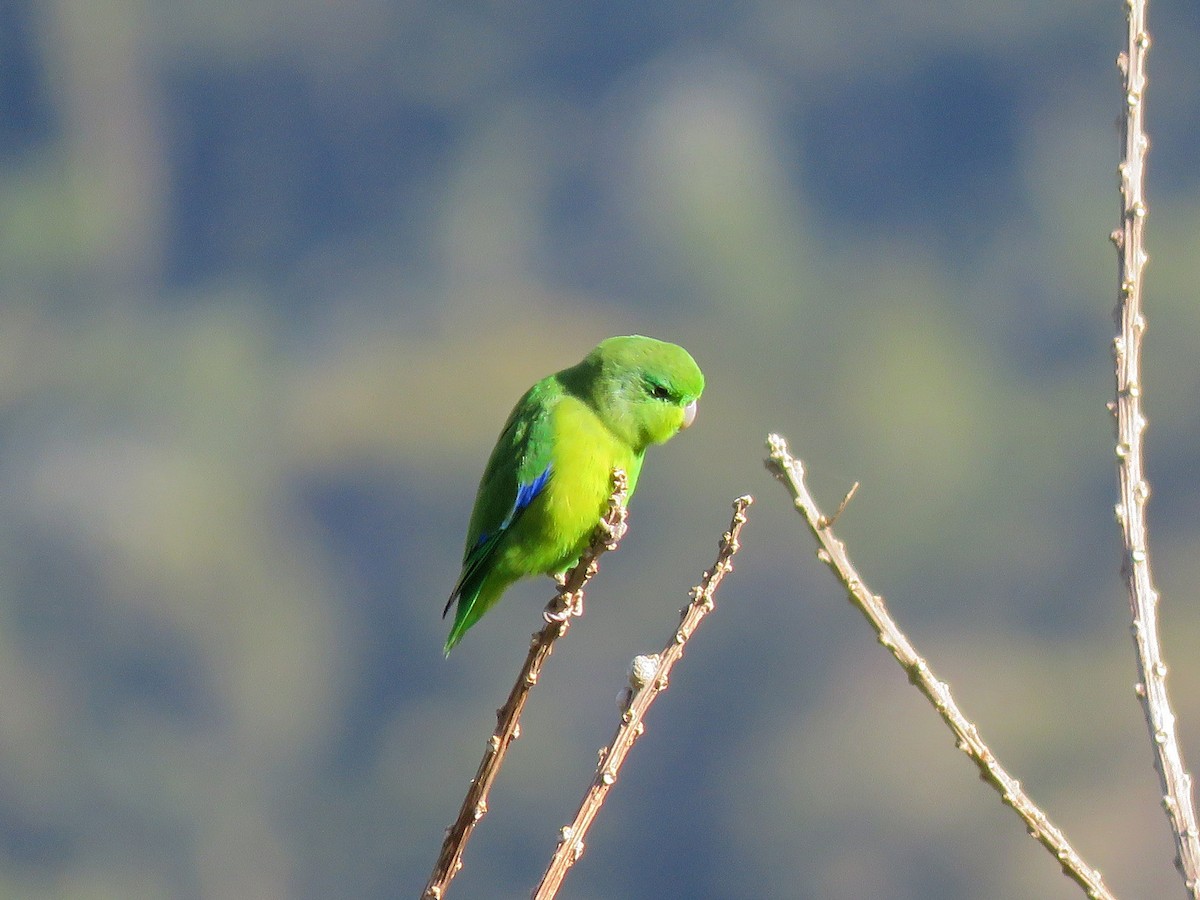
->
680, 399, 698, 429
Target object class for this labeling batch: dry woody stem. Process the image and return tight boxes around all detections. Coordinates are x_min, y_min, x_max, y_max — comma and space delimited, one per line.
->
531, 495, 753, 900
765, 434, 1117, 900
1110, 2, 1200, 895
421, 471, 630, 900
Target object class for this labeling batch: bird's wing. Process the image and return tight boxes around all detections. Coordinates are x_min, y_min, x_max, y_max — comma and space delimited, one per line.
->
443, 381, 557, 617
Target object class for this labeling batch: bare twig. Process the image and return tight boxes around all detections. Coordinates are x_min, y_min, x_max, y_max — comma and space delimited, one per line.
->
764, 434, 1117, 900
1110, 3, 1200, 894
532, 495, 753, 900
422, 471, 630, 900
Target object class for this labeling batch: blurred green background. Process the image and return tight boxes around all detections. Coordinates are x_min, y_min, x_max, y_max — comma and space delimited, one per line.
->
2, 1, 1200, 898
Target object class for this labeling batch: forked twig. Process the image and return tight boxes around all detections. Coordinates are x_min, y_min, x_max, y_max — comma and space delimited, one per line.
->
765, 434, 1116, 900
422, 471, 630, 899
1110, 2, 1200, 894
532, 495, 753, 900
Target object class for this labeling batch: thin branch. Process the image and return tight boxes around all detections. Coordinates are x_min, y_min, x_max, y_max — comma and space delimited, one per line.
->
1110, 2, 1200, 894
422, 470, 630, 900
532, 495, 753, 900
764, 434, 1117, 900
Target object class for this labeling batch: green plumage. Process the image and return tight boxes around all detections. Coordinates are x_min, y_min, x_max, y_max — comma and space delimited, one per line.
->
443, 335, 704, 653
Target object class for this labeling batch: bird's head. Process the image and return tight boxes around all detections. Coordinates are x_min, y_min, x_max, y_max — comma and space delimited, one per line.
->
564, 335, 705, 452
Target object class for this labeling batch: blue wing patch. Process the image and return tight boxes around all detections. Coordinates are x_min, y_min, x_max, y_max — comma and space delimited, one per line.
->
470, 464, 551, 550
512, 465, 552, 521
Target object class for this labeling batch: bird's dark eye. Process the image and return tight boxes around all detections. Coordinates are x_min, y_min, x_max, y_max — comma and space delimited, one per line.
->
647, 381, 672, 401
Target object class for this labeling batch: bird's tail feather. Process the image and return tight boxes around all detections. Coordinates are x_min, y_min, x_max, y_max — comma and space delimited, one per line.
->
443, 572, 507, 655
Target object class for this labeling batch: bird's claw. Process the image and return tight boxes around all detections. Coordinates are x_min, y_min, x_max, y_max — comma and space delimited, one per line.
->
543, 591, 584, 623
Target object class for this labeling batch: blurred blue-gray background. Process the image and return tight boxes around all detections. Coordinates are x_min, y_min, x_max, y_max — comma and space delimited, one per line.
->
2, 1, 1200, 897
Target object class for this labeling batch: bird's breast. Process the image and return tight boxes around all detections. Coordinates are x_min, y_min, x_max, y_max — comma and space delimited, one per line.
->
534, 397, 640, 559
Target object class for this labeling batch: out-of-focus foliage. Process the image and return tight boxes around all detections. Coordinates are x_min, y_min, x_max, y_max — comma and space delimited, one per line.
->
1, 0, 1199, 897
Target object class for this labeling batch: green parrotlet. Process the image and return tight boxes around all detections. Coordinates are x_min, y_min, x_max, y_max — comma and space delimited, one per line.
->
443, 335, 704, 653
